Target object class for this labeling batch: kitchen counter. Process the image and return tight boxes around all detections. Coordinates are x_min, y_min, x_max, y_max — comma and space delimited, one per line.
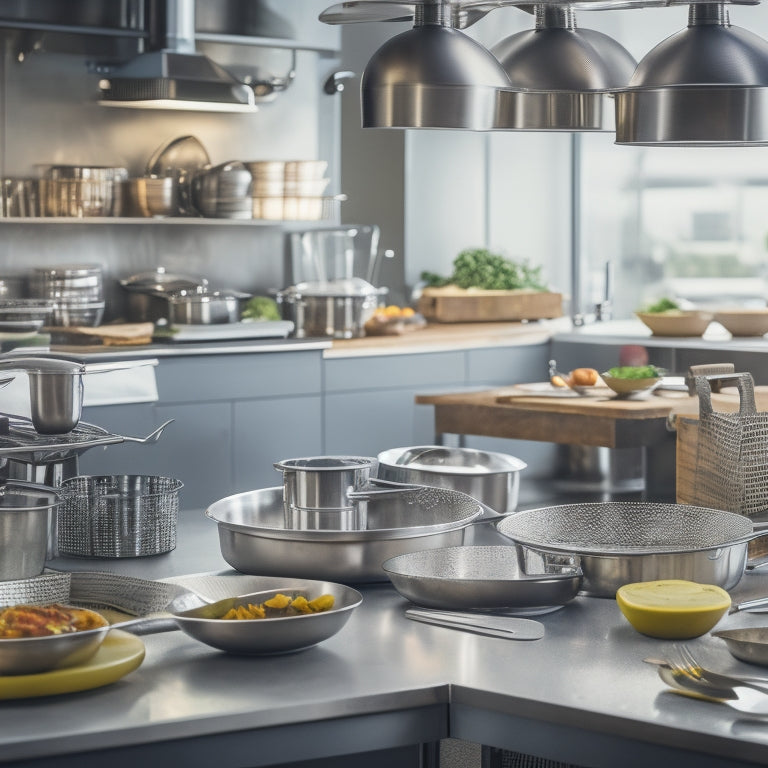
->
30, 320, 561, 362
5, 512, 768, 767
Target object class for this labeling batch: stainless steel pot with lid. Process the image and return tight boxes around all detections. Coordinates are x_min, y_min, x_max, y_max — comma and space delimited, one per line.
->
120, 267, 207, 323
167, 287, 252, 325
276, 278, 388, 338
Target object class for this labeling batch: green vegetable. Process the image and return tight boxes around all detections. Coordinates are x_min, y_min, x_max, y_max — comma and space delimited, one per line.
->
242, 296, 281, 322
605, 365, 663, 380
642, 298, 680, 314
420, 248, 548, 292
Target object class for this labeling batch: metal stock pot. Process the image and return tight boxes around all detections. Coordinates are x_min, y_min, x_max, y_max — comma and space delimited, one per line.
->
276, 278, 387, 338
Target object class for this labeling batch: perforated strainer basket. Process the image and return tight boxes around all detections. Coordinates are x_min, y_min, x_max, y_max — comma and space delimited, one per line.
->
495, 502, 768, 597
58, 475, 183, 558
495, 501, 757, 555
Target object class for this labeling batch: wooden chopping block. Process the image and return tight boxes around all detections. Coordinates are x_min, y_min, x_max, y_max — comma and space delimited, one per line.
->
48, 323, 154, 346
417, 286, 563, 322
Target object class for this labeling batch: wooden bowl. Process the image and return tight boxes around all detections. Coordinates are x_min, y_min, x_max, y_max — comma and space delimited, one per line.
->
636, 310, 713, 337
714, 309, 768, 337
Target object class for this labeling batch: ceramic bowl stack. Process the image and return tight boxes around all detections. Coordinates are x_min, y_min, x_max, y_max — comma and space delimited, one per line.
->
246, 160, 330, 221
30, 263, 104, 327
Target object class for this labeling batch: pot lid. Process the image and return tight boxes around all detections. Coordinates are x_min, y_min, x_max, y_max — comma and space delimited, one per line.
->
0, 480, 64, 510
168, 288, 252, 303
289, 278, 385, 297
120, 267, 207, 294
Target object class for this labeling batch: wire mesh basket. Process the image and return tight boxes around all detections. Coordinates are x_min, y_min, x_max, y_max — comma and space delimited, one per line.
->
57, 475, 183, 558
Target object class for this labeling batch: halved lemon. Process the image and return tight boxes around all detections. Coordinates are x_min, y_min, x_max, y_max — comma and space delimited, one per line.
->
616, 579, 731, 639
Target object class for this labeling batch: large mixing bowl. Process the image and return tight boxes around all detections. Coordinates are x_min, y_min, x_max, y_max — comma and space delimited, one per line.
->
377, 446, 527, 514
205, 485, 486, 583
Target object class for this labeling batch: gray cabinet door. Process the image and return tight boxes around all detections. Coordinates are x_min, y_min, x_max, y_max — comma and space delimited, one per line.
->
233, 395, 323, 493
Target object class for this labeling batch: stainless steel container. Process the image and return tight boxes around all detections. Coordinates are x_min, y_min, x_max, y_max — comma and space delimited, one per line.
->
190, 161, 253, 219
58, 474, 183, 558
377, 446, 527, 514
495, 501, 768, 597
119, 267, 207, 323
273, 456, 377, 530
0, 480, 65, 580
276, 278, 387, 338
123, 176, 180, 217
167, 288, 251, 325
206, 485, 485, 582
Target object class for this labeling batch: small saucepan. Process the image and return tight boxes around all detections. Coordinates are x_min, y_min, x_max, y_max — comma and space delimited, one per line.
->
1, 582, 362, 674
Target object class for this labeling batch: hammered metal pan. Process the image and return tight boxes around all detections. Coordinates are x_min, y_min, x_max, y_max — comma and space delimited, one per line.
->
382, 545, 582, 612
495, 502, 768, 597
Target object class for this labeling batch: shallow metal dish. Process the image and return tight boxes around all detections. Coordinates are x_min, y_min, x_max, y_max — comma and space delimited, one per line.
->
712, 628, 768, 667
205, 485, 485, 582
0, 581, 362, 673
382, 545, 582, 611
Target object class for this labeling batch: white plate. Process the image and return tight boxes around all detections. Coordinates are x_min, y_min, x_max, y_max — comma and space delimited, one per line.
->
158, 321, 294, 342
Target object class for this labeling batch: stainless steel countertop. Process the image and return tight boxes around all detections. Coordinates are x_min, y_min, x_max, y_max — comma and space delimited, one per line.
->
3, 513, 768, 768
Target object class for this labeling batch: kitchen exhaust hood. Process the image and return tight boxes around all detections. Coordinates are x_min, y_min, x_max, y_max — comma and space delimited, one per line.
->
98, 0, 256, 113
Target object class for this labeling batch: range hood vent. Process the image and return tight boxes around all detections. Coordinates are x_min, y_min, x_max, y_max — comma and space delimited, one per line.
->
98, 0, 256, 113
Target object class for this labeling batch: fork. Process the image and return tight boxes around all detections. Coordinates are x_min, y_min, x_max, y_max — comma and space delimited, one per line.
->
672, 644, 768, 694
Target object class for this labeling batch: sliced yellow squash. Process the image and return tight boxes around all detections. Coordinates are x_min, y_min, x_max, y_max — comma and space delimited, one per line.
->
616, 579, 731, 639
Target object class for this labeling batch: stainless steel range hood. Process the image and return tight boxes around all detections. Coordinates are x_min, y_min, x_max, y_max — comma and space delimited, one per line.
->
98, 0, 256, 113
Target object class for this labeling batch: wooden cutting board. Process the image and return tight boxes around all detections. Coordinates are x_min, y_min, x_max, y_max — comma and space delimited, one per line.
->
417, 287, 563, 323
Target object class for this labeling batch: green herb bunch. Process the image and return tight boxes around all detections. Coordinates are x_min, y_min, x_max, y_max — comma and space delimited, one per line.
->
421, 248, 548, 291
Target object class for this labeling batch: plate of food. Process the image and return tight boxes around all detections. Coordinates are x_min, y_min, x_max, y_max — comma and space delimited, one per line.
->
600, 365, 665, 398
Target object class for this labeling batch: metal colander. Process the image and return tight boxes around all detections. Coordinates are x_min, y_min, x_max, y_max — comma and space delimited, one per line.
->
496, 502, 757, 556
58, 474, 183, 558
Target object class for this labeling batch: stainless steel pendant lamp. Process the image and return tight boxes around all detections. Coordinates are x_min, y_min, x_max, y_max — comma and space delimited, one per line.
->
615, 3, 768, 145
358, 1, 514, 129
492, 5, 637, 131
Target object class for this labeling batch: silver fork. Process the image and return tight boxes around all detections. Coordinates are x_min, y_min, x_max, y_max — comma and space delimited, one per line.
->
673, 643, 768, 694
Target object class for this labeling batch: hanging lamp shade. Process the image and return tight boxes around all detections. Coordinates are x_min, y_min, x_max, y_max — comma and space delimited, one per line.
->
492, 5, 637, 131
361, 4, 513, 129
615, 3, 768, 145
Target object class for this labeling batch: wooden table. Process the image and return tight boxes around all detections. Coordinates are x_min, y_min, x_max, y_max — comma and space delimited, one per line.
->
415, 386, 692, 449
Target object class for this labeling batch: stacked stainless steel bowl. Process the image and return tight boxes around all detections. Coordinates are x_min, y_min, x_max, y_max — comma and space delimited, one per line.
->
40, 165, 127, 218
30, 263, 104, 327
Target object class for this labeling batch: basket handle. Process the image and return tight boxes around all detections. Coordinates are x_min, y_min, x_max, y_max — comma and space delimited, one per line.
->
695, 372, 756, 417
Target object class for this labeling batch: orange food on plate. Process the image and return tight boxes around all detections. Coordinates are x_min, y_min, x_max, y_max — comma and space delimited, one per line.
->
0, 603, 107, 638
569, 368, 599, 387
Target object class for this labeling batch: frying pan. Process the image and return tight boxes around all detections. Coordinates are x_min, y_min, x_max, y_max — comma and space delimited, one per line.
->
382, 545, 582, 612
495, 501, 768, 597
1, 582, 362, 674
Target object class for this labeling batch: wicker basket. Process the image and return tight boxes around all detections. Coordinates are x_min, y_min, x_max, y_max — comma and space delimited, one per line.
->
58, 475, 183, 558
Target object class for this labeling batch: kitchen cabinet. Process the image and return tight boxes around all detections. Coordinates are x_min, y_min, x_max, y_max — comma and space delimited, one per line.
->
77, 339, 553, 510
80, 349, 324, 509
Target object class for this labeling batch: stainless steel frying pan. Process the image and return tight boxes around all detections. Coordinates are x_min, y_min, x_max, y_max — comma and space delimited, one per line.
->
1, 582, 362, 674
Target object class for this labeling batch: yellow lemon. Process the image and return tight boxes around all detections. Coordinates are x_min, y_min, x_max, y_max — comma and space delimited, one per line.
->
616, 579, 731, 639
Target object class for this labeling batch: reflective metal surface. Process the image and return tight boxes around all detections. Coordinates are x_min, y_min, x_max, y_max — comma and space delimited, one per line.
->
615, 3, 768, 144
492, 6, 635, 131
382, 545, 582, 611
361, 11, 512, 130
377, 445, 526, 514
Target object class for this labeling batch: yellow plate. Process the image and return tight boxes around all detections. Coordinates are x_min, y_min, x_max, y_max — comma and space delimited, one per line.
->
0, 630, 145, 700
